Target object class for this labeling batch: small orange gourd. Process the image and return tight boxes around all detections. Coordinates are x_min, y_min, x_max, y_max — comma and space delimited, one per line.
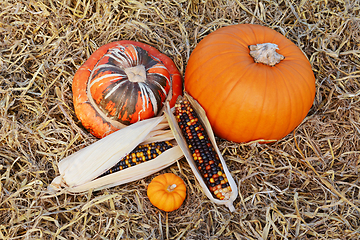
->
147, 173, 186, 212
185, 24, 316, 143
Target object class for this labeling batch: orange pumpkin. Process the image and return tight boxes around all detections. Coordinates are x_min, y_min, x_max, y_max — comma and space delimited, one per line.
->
73, 40, 182, 138
147, 173, 186, 212
184, 24, 316, 143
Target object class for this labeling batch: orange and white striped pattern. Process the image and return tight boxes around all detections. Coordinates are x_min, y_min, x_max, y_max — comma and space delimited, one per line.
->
88, 43, 171, 125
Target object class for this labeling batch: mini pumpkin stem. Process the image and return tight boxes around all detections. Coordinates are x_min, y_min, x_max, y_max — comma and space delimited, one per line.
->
249, 43, 285, 67
124, 65, 147, 82
167, 184, 177, 192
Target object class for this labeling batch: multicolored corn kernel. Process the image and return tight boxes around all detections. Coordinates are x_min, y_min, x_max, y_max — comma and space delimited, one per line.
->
99, 141, 173, 177
175, 100, 232, 200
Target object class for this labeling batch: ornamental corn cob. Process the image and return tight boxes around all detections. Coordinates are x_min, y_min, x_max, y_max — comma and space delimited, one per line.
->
174, 100, 231, 200
48, 115, 184, 193
99, 141, 173, 177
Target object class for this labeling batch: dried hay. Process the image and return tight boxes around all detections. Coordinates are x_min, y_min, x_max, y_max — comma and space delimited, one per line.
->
1, 0, 360, 239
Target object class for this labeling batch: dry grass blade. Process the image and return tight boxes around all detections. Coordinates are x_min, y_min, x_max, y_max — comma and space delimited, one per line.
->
1, 0, 360, 239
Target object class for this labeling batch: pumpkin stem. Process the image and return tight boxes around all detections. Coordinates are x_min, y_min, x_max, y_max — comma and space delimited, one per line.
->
124, 65, 147, 82
249, 43, 284, 66
167, 184, 177, 192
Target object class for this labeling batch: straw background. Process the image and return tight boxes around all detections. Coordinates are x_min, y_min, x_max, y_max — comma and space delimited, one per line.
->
1, 0, 360, 239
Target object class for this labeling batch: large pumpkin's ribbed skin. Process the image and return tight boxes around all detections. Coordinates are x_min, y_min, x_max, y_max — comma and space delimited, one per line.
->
147, 173, 186, 212
184, 24, 316, 143
73, 40, 182, 138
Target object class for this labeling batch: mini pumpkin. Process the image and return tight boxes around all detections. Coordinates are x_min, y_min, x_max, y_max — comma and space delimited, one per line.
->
73, 40, 182, 138
184, 24, 316, 143
147, 173, 186, 212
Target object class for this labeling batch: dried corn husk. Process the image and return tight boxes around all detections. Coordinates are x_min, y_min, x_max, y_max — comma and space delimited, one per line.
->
48, 115, 184, 193
164, 93, 238, 212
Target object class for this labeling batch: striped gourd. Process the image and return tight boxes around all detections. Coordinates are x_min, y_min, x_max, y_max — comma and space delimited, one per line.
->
88, 44, 171, 125
72, 40, 182, 139
164, 93, 238, 211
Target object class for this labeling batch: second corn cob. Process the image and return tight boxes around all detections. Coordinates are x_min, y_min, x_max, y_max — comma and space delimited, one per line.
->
164, 93, 238, 211
48, 115, 184, 193
174, 100, 231, 200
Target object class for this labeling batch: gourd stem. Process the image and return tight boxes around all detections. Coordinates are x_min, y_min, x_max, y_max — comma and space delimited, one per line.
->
249, 43, 285, 66
167, 184, 177, 192
124, 65, 147, 82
